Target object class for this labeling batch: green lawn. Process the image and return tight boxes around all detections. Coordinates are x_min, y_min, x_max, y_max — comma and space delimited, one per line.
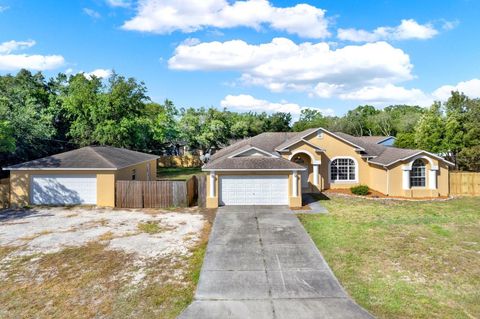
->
157, 167, 203, 180
299, 196, 480, 319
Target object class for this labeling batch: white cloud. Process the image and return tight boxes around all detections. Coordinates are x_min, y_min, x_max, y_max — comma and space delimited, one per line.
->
0, 54, 65, 71
338, 19, 438, 42
83, 8, 101, 19
337, 79, 480, 107
0, 6, 9, 12
169, 37, 413, 95
432, 79, 480, 100
339, 84, 432, 106
84, 68, 113, 79
220, 94, 334, 117
442, 20, 459, 31
0, 40, 65, 71
122, 0, 330, 38
106, 0, 131, 8
0, 40, 36, 54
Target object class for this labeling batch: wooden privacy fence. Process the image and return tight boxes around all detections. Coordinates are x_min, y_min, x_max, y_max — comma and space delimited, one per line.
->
450, 172, 480, 196
116, 176, 198, 208
197, 175, 206, 208
0, 184, 9, 208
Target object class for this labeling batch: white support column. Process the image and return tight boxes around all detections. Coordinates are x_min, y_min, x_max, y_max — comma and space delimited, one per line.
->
313, 164, 319, 187
429, 167, 438, 189
402, 166, 410, 190
209, 171, 215, 198
292, 171, 298, 197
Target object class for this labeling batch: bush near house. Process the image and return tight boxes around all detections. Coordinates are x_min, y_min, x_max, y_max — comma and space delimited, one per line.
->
351, 185, 370, 196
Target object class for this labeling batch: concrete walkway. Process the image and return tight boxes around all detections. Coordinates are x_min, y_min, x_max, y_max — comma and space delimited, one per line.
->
178, 206, 373, 319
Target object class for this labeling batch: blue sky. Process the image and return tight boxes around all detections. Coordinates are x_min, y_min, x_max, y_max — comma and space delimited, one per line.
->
0, 0, 479, 117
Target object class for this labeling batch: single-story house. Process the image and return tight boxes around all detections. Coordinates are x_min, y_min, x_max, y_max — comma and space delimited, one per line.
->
202, 128, 454, 208
3, 146, 159, 207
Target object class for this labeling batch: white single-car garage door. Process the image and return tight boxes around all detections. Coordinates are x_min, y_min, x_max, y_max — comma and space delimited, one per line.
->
31, 175, 97, 205
219, 175, 288, 205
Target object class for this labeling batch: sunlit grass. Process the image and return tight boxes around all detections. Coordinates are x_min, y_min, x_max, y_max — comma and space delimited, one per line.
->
299, 196, 480, 319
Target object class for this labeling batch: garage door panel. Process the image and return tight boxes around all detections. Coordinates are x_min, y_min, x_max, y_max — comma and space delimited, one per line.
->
31, 175, 97, 205
219, 175, 288, 206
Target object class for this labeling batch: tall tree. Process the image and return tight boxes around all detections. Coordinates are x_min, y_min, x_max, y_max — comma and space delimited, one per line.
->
0, 121, 15, 153
414, 102, 446, 153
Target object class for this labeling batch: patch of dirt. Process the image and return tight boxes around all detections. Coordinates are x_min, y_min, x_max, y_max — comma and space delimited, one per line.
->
324, 188, 450, 201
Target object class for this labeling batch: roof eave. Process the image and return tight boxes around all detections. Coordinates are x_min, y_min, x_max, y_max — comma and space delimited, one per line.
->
202, 168, 307, 172
3, 167, 118, 171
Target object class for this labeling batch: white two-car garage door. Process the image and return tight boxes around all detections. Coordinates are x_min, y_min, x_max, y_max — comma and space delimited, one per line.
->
219, 175, 288, 206
31, 175, 97, 205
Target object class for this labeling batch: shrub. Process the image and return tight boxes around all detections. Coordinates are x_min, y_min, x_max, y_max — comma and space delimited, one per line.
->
350, 185, 369, 196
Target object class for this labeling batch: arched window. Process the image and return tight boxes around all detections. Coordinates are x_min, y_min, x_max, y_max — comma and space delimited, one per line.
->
331, 158, 356, 182
410, 159, 426, 187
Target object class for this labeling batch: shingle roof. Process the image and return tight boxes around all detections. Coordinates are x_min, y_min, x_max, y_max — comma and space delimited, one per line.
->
203, 157, 306, 170
203, 128, 453, 170
355, 136, 393, 144
4, 146, 159, 170
275, 128, 318, 151
210, 132, 299, 162
368, 147, 422, 166
333, 132, 442, 166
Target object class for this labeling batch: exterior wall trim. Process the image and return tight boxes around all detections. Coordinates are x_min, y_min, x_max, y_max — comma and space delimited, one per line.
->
202, 168, 306, 171
369, 151, 454, 168
227, 146, 279, 159
288, 150, 321, 165
275, 127, 365, 152
328, 156, 359, 184
4, 167, 118, 171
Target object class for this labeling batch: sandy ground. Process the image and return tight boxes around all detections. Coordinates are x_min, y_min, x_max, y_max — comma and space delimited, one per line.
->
0, 207, 205, 259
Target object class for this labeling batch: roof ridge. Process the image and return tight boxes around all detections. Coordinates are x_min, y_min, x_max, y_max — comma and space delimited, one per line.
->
88, 146, 117, 168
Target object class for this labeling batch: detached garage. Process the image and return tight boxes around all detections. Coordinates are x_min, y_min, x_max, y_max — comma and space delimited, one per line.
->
3, 146, 159, 207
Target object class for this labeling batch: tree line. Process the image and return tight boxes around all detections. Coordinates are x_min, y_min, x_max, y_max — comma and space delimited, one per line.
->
1, 70, 479, 173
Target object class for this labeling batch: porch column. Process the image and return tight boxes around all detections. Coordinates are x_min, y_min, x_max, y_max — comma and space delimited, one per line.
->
313, 164, 319, 186
209, 171, 215, 198
402, 166, 410, 190
292, 171, 298, 197
429, 167, 438, 189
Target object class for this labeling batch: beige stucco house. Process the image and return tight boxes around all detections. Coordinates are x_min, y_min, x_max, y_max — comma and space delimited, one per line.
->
3, 146, 158, 207
202, 128, 454, 208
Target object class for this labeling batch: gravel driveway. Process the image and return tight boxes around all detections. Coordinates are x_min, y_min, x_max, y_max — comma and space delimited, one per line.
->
0, 207, 204, 259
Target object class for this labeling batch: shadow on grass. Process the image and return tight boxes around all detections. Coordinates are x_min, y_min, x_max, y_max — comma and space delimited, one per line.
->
303, 193, 330, 205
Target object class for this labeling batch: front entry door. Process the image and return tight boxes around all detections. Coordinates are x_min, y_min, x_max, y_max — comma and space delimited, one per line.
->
301, 165, 309, 188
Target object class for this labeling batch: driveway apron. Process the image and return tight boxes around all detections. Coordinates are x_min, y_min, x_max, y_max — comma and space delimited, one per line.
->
178, 206, 373, 319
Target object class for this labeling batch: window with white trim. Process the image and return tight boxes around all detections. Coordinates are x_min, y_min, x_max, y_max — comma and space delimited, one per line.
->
410, 159, 426, 187
331, 158, 356, 182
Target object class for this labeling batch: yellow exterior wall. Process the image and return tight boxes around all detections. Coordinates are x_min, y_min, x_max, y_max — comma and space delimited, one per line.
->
205, 171, 302, 208
280, 130, 449, 197
368, 165, 388, 194
9, 159, 158, 208
96, 173, 115, 207
116, 159, 157, 181
387, 158, 449, 197
281, 131, 371, 190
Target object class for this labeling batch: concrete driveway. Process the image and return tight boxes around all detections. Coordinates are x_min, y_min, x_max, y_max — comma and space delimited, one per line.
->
179, 206, 373, 319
